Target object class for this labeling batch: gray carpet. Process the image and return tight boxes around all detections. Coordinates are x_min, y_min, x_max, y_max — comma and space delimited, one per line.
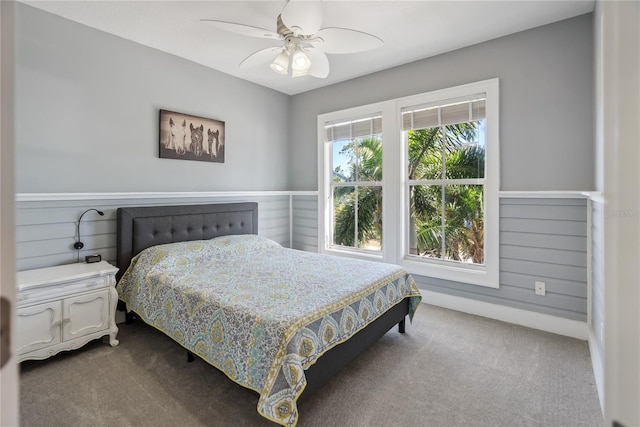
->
20, 304, 602, 427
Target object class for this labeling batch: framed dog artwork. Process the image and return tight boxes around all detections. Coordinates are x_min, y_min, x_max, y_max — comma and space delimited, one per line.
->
159, 109, 225, 163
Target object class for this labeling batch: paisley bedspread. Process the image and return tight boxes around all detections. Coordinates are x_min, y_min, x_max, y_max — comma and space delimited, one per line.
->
117, 234, 421, 426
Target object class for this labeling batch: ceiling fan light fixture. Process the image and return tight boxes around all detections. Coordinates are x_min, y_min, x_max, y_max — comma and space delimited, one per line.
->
206, 1, 383, 81
291, 46, 311, 72
270, 51, 290, 75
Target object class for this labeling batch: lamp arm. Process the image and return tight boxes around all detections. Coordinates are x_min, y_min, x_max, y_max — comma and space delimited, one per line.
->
74, 209, 104, 251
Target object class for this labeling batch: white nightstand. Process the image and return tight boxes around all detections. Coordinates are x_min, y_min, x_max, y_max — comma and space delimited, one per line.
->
16, 261, 120, 362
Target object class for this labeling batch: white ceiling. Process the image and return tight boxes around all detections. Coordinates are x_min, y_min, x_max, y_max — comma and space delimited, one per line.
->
23, 0, 594, 95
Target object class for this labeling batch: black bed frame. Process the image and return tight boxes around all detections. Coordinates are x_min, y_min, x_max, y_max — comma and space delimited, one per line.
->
116, 202, 409, 398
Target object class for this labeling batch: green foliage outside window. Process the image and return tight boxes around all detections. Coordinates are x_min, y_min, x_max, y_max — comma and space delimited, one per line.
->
333, 137, 382, 249
332, 122, 486, 264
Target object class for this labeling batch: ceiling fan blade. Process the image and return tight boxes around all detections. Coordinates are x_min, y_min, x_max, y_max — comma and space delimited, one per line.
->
315, 27, 383, 54
201, 20, 280, 40
239, 47, 281, 69
281, 0, 323, 36
306, 48, 329, 79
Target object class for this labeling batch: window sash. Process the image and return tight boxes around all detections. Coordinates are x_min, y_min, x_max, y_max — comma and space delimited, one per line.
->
326, 114, 384, 254
407, 183, 486, 266
403, 92, 487, 267
329, 184, 383, 252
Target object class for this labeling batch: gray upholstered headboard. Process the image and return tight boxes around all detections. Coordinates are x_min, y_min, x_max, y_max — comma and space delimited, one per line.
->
116, 202, 258, 281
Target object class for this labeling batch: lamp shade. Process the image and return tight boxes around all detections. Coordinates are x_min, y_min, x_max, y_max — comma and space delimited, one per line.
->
270, 51, 290, 75
291, 46, 311, 72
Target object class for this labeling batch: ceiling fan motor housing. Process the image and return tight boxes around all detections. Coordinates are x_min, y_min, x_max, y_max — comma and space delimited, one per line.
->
276, 15, 294, 38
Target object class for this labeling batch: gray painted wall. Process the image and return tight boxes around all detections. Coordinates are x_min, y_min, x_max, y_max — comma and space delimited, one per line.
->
293, 196, 589, 321
15, 4, 290, 193
288, 14, 594, 192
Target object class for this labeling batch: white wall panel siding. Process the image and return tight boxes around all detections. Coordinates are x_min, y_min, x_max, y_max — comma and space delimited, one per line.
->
16, 194, 294, 272
292, 196, 589, 321
501, 245, 587, 268
18, 193, 589, 322
292, 195, 319, 252
500, 231, 587, 251
500, 272, 586, 298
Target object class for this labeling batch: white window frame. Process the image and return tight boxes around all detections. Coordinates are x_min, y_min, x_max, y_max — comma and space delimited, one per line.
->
318, 79, 499, 287
318, 103, 387, 262
397, 79, 499, 287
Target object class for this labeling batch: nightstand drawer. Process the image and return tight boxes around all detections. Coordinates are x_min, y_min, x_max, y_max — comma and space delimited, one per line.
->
18, 276, 110, 307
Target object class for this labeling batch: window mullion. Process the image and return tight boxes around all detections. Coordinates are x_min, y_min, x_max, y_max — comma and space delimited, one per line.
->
354, 186, 359, 248
440, 184, 446, 258
353, 131, 359, 248
332, 181, 382, 187
408, 178, 485, 186
438, 107, 447, 260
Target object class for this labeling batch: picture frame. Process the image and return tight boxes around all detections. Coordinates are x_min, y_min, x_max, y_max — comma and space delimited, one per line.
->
159, 109, 225, 163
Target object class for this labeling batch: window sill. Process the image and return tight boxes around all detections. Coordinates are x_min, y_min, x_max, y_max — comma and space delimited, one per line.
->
400, 257, 499, 288
322, 247, 384, 263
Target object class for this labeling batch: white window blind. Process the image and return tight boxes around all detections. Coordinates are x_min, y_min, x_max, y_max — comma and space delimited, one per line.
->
402, 95, 486, 131
325, 116, 382, 142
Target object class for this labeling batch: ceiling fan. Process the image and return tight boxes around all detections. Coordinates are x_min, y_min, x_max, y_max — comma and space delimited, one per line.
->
201, 0, 383, 79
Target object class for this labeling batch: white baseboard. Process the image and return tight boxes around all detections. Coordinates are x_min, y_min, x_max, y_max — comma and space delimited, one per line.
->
420, 290, 588, 340
588, 326, 605, 414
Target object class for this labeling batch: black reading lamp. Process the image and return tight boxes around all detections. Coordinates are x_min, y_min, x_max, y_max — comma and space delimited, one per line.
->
74, 208, 104, 262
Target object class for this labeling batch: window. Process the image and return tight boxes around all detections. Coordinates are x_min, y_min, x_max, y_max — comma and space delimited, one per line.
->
321, 111, 383, 255
318, 79, 499, 287
402, 97, 486, 265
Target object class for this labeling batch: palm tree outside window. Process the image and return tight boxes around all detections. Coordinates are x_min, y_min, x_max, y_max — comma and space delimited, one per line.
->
403, 98, 487, 266
326, 115, 383, 251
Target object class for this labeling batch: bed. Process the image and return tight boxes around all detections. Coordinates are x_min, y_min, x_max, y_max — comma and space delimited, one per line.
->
115, 202, 421, 426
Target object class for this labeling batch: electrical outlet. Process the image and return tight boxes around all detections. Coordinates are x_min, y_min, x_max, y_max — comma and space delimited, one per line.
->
535, 281, 546, 296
